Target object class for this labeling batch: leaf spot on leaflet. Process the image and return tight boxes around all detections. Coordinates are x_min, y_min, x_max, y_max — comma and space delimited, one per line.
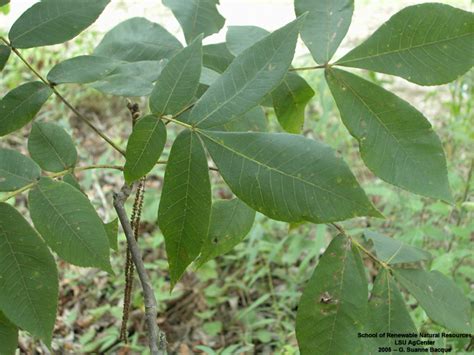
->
319, 291, 333, 304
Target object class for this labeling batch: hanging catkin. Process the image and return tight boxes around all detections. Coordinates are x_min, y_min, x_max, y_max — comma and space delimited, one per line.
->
120, 101, 146, 342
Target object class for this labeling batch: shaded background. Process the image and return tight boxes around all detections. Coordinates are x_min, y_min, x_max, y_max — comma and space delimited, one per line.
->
1, 0, 473, 353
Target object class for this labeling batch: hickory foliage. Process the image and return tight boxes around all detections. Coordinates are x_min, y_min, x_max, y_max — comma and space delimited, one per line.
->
0, 0, 472, 353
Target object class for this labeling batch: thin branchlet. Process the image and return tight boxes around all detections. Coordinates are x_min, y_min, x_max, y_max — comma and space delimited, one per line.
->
120, 178, 146, 342
113, 184, 167, 354
120, 102, 148, 342
0, 36, 126, 156
330, 223, 390, 269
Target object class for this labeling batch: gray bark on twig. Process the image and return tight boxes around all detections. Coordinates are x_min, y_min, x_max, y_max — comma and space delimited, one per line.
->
113, 184, 167, 355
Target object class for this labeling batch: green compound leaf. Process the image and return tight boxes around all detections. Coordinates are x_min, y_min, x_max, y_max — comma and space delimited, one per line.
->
47, 55, 168, 97
94, 17, 182, 62
336, 3, 474, 86
368, 269, 417, 349
28, 122, 77, 173
212, 106, 267, 132
364, 231, 431, 265
224, 26, 285, 109
296, 235, 368, 354
62, 173, 82, 192
0, 45, 10, 72
199, 67, 220, 87
326, 68, 452, 202
295, 0, 354, 64
124, 116, 167, 184
225, 26, 269, 56
185, 17, 305, 129
202, 43, 234, 73
29, 178, 112, 272
394, 269, 472, 333
150, 37, 202, 116
9, 0, 110, 49
163, 0, 225, 44
0, 149, 40, 192
225, 25, 314, 133
90, 19, 174, 97
47, 55, 122, 85
0, 82, 53, 137
271, 72, 315, 133
0, 203, 58, 346
197, 198, 256, 267
199, 131, 381, 223
104, 218, 119, 251
158, 131, 211, 286
0, 312, 17, 355
91, 60, 166, 97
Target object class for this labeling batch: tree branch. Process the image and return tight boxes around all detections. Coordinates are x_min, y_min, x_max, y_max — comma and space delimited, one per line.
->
0, 161, 213, 203
113, 184, 167, 355
160, 115, 193, 129
0, 36, 126, 156
289, 64, 327, 72
329, 223, 390, 269
0, 181, 37, 203
0, 164, 125, 203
